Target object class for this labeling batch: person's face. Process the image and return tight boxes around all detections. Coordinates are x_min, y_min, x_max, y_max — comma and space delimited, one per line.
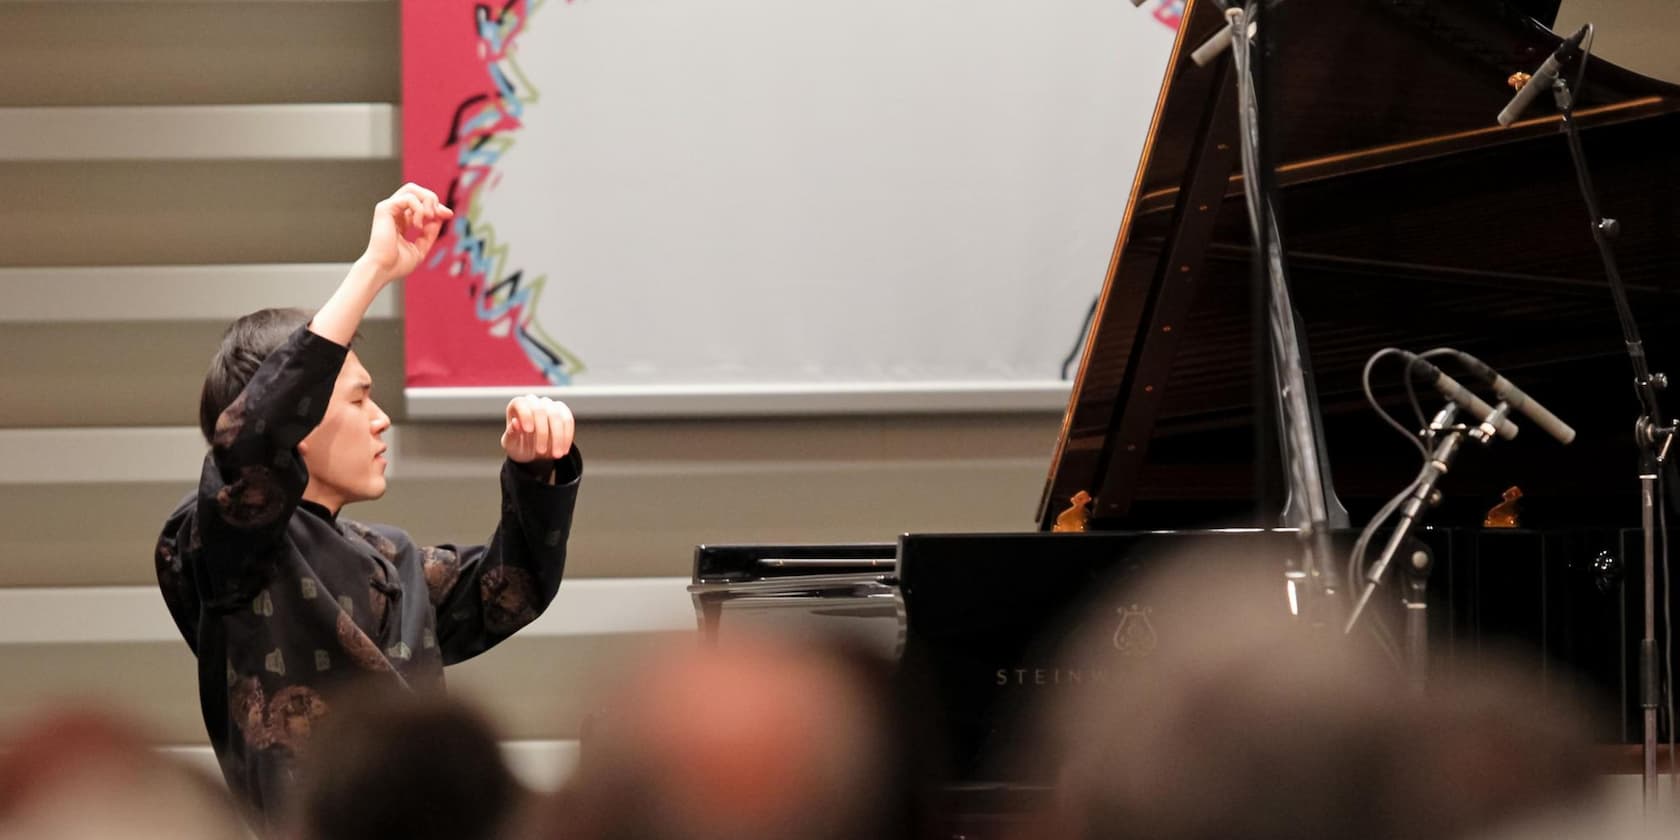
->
298, 352, 391, 512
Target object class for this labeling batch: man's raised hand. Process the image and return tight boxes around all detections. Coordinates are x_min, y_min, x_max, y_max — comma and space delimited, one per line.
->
361, 183, 454, 283
502, 395, 575, 465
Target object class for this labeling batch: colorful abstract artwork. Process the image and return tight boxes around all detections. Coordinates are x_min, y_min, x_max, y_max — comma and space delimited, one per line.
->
404, 0, 581, 387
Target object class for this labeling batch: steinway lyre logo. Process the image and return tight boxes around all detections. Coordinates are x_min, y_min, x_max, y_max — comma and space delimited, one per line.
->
1112, 604, 1157, 657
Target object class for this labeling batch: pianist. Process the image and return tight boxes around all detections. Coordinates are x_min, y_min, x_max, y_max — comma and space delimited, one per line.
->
151, 183, 584, 821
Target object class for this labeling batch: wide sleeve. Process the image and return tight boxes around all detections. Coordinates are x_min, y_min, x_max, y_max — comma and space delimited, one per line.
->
423, 448, 583, 664
193, 326, 347, 608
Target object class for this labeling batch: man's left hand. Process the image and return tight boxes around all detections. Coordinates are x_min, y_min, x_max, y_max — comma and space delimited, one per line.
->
502, 395, 575, 465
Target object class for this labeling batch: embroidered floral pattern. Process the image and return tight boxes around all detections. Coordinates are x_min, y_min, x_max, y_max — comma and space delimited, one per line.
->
155, 534, 188, 615
230, 676, 275, 750
481, 566, 538, 634
228, 677, 330, 753
216, 465, 287, 527
336, 612, 392, 672
421, 546, 463, 606
211, 392, 249, 450
345, 521, 400, 561
266, 685, 328, 751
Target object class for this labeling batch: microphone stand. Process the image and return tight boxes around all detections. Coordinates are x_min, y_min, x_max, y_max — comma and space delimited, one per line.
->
1551, 70, 1678, 812
1346, 402, 1510, 688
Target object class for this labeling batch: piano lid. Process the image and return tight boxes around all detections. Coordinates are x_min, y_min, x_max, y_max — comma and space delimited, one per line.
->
1039, 0, 1680, 531
1515, 0, 1562, 26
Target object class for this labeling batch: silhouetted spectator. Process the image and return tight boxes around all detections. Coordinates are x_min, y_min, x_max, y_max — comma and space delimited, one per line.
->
0, 709, 246, 840
1023, 560, 1601, 840
286, 685, 524, 840
546, 636, 924, 840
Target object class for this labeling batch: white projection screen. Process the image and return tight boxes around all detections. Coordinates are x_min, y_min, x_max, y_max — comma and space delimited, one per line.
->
401, 0, 1183, 418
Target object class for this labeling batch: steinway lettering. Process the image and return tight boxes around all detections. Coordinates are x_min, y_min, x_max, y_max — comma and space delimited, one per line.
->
995, 667, 1110, 687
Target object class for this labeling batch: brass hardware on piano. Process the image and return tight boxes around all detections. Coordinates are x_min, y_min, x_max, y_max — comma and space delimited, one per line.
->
1052, 491, 1092, 533
1485, 487, 1523, 528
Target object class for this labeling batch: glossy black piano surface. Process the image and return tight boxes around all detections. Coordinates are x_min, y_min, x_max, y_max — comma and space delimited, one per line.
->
694, 529, 1641, 781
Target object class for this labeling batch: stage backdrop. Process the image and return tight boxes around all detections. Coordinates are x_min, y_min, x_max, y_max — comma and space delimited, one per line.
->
402, 0, 1182, 418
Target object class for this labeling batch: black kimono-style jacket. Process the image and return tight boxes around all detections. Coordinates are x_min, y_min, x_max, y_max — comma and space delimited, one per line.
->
154, 327, 581, 816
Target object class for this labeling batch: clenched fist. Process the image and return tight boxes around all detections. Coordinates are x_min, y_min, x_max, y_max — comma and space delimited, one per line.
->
502, 394, 575, 465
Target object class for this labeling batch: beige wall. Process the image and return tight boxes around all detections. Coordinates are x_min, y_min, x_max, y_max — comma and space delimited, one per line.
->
0, 0, 1064, 754
1556, 0, 1680, 85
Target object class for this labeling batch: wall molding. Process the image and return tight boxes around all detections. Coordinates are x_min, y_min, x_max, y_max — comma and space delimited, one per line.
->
0, 577, 696, 646
0, 104, 397, 161
0, 264, 392, 323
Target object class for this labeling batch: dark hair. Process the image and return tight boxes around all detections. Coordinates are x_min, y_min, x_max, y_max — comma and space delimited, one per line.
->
291, 687, 522, 840
197, 308, 312, 443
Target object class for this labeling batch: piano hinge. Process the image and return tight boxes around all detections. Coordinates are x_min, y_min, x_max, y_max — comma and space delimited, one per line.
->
1054, 490, 1093, 533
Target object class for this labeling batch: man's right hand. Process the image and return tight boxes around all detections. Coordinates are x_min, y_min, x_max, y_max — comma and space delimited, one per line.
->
360, 183, 455, 284
311, 183, 454, 348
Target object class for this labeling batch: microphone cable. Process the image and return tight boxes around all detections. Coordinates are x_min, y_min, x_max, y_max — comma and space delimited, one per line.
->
1348, 348, 1446, 667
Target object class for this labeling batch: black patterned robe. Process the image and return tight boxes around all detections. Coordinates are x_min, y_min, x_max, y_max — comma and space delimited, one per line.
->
153, 327, 582, 817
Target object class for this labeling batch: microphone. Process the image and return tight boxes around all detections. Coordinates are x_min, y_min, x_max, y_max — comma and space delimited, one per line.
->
1189, 3, 1261, 69
1191, 24, 1235, 68
1497, 24, 1590, 127
1446, 351, 1578, 444
1403, 353, 1520, 441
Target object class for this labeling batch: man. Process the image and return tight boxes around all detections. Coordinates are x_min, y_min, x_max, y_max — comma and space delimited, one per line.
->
153, 183, 582, 820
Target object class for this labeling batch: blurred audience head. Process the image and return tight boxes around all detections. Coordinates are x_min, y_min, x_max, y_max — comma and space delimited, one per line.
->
0, 708, 245, 840
0, 563, 1615, 840
286, 684, 524, 840
547, 635, 922, 840
1026, 557, 1600, 840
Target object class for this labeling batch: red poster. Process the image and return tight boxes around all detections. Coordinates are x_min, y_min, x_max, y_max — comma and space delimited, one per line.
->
402, 0, 579, 388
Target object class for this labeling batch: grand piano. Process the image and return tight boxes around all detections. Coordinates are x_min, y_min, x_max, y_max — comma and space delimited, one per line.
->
690, 0, 1680, 834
